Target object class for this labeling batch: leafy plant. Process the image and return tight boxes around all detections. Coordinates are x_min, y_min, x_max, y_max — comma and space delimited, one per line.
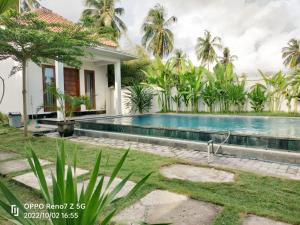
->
227, 79, 247, 112
144, 57, 174, 112
202, 83, 217, 113
248, 84, 267, 112
125, 84, 154, 114
0, 142, 151, 224
46, 87, 91, 122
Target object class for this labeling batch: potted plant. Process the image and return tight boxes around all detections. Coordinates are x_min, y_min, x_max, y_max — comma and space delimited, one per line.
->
47, 87, 91, 137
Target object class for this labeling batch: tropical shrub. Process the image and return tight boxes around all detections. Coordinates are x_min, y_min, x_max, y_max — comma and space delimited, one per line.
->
259, 70, 287, 112
202, 84, 217, 112
227, 79, 247, 112
46, 87, 91, 122
125, 84, 154, 114
0, 142, 151, 225
248, 84, 267, 112
184, 65, 206, 113
144, 57, 175, 112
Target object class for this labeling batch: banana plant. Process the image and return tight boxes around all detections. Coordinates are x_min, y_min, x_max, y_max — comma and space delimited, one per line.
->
0, 142, 151, 225
144, 57, 175, 112
248, 83, 267, 112
184, 65, 207, 113
259, 70, 287, 112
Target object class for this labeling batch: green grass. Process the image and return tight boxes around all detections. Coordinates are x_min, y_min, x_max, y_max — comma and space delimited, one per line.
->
0, 126, 300, 225
164, 111, 300, 117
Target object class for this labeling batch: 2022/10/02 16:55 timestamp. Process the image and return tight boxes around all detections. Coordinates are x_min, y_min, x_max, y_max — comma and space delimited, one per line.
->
13, 203, 86, 219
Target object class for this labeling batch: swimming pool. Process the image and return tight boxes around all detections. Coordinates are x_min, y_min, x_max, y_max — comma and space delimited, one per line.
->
77, 114, 300, 152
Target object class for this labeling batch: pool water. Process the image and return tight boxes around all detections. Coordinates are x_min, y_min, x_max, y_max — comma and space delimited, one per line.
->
92, 114, 300, 138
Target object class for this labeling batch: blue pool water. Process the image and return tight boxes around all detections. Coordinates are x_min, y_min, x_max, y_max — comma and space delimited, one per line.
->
94, 114, 300, 138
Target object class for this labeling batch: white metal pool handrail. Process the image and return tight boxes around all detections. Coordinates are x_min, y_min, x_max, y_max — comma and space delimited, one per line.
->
207, 131, 231, 163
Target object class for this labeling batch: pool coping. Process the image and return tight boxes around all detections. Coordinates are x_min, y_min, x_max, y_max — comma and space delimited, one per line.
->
74, 128, 300, 165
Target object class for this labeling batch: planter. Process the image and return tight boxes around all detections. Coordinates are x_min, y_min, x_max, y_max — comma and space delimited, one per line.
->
57, 120, 75, 137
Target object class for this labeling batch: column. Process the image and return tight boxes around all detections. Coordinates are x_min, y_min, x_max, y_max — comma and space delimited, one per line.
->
55, 61, 64, 121
114, 61, 122, 115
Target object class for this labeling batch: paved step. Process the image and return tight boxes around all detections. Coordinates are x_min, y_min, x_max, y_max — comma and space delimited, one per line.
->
160, 164, 235, 183
0, 152, 20, 161
77, 176, 136, 198
0, 159, 51, 175
114, 190, 221, 225
13, 166, 88, 190
243, 215, 291, 225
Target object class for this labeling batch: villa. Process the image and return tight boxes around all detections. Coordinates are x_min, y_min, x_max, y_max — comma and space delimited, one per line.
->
0, 8, 135, 120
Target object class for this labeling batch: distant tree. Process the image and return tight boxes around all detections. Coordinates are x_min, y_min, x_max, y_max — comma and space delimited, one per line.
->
282, 39, 300, 69
81, 0, 126, 40
170, 49, 187, 73
142, 4, 177, 58
219, 47, 237, 66
0, 10, 93, 136
196, 30, 222, 70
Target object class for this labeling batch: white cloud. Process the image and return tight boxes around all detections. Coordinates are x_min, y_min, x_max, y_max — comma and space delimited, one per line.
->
41, 0, 300, 78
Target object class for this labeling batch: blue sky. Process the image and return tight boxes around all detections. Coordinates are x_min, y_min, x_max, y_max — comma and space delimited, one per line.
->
41, 0, 300, 78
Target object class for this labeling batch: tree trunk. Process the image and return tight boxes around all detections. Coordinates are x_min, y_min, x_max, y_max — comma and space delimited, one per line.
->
22, 59, 28, 137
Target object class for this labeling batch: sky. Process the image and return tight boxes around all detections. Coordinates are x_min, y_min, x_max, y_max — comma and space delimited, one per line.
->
41, 0, 300, 79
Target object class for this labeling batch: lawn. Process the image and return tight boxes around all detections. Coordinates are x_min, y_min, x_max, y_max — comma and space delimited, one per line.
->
0, 125, 300, 225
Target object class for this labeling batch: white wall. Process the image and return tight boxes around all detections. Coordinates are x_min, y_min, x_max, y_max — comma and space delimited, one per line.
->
79, 62, 108, 111
0, 59, 23, 114
0, 59, 109, 116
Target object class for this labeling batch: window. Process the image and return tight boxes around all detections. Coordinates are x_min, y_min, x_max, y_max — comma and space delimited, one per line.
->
42, 65, 56, 112
84, 70, 96, 109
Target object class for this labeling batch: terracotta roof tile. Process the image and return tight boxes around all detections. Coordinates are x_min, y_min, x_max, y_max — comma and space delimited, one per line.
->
32, 8, 117, 48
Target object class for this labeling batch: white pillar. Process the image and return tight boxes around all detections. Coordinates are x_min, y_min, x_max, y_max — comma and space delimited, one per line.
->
55, 61, 64, 121
114, 61, 122, 115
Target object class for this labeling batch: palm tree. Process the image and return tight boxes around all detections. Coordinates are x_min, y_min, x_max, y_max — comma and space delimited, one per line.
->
82, 0, 127, 39
282, 39, 300, 69
219, 47, 237, 66
142, 4, 177, 58
170, 49, 187, 72
195, 30, 222, 70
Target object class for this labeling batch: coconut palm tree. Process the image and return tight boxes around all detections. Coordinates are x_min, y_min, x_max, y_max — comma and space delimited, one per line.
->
195, 30, 222, 70
82, 0, 127, 39
282, 39, 300, 69
219, 47, 237, 66
142, 4, 177, 58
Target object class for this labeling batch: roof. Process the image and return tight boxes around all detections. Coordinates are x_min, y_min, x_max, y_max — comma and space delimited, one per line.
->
32, 8, 118, 48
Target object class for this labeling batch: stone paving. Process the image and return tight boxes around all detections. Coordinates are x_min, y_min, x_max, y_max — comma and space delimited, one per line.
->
77, 176, 136, 198
114, 190, 221, 225
65, 135, 300, 180
160, 164, 235, 183
0, 152, 20, 161
0, 159, 51, 175
243, 215, 291, 225
13, 166, 88, 189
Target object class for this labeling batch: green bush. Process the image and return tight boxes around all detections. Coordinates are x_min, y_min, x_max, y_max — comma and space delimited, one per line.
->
248, 84, 267, 112
125, 84, 154, 114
